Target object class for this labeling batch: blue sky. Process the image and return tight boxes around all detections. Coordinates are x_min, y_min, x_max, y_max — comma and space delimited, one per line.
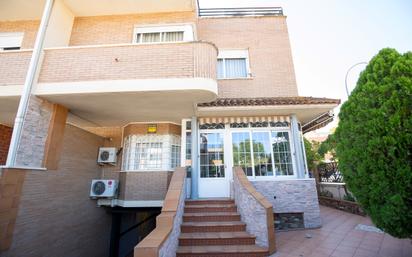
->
199, 0, 412, 132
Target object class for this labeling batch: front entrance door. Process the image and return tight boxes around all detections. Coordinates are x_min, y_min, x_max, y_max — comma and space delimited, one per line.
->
198, 131, 231, 198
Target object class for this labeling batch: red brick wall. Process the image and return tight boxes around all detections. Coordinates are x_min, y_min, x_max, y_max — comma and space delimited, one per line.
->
0, 124, 12, 165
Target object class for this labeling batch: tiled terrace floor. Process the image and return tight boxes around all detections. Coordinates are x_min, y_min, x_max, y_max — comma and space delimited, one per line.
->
273, 206, 412, 257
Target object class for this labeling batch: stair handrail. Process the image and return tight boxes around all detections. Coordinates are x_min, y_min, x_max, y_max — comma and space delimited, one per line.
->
233, 166, 277, 254
134, 167, 186, 257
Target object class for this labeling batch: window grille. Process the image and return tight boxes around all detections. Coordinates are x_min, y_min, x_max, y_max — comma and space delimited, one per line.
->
122, 134, 181, 171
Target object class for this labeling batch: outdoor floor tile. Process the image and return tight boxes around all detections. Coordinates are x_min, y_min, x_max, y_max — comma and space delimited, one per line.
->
273, 206, 412, 257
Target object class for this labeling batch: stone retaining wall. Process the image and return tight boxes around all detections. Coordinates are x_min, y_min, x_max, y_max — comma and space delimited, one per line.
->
252, 179, 321, 229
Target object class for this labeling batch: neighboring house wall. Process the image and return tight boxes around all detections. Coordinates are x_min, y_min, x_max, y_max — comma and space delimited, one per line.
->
0, 20, 39, 49
197, 16, 298, 98
0, 124, 12, 165
252, 179, 321, 228
2, 124, 112, 257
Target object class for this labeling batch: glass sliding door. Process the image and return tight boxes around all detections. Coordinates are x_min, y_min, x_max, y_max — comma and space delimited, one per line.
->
252, 131, 273, 176
271, 131, 294, 176
231, 129, 295, 179
232, 132, 253, 176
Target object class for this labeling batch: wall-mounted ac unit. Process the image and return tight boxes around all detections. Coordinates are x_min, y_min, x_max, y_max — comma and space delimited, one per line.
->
97, 147, 117, 164
90, 179, 118, 198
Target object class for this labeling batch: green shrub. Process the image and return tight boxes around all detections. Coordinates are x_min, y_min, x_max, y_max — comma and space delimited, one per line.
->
343, 193, 356, 202
335, 48, 412, 238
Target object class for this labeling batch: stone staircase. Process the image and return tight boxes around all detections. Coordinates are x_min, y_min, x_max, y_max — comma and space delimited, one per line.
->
176, 199, 269, 257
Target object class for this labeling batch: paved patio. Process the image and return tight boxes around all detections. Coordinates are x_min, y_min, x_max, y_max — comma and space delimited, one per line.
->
273, 206, 412, 257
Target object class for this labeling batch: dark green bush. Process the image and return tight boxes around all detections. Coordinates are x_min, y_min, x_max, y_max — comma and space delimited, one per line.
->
335, 48, 412, 238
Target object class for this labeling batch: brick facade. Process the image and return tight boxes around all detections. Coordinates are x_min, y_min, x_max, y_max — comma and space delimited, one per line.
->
0, 124, 12, 165
119, 171, 173, 201
0, 51, 32, 86
0, 20, 39, 49
197, 16, 298, 98
38, 41, 216, 83
1, 125, 112, 257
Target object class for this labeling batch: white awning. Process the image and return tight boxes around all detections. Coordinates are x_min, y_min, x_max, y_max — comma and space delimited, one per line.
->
198, 116, 290, 125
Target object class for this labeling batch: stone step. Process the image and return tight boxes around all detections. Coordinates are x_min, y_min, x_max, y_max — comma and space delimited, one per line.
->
185, 198, 234, 206
181, 221, 246, 233
184, 204, 237, 213
183, 212, 241, 222
179, 231, 256, 246
176, 245, 268, 257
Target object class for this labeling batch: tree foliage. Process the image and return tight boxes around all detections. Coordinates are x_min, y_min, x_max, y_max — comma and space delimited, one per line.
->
304, 138, 320, 171
335, 48, 412, 238
318, 133, 337, 160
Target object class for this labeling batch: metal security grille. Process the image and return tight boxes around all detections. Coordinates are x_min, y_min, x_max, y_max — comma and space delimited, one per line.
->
198, 7, 283, 17
122, 134, 181, 171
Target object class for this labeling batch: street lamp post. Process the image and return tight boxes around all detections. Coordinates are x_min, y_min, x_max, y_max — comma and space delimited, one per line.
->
345, 62, 368, 97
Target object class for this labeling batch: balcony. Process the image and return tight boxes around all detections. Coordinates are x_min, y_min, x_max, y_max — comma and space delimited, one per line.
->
0, 41, 218, 126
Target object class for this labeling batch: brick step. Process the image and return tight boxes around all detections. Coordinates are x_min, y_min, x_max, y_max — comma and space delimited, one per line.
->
176, 245, 268, 257
183, 212, 241, 222
185, 199, 234, 206
184, 204, 237, 213
179, 231, 256, 246
181, 221, 246, 233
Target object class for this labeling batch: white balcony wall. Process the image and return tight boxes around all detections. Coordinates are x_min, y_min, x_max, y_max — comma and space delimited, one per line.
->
44, 0, 74, 48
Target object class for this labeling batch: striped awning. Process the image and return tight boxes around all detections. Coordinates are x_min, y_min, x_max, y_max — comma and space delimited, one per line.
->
198, 116, 290, 125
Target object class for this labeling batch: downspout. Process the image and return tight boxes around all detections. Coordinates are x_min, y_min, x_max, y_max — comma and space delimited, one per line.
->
6, 0, 55, 167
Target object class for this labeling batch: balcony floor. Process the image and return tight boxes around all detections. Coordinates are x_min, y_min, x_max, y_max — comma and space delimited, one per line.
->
272, 206, 412, 257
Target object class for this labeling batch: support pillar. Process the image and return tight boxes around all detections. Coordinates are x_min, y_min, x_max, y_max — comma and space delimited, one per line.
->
190, 116, 199, 199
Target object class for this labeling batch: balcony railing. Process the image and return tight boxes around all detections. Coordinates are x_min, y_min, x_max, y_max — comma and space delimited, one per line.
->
38, 41, 217, 84
0, 50, 32, 86
198, 7, 283, 17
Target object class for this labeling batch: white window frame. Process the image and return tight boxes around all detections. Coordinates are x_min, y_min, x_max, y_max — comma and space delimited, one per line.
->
132, 24, 194, 44
217, 49, 251, 79
122, 134, 181, 171
0, 32, 23, 51
229, 126, 297, 180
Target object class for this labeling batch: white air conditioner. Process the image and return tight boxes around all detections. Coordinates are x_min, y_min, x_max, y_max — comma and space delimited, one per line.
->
90, 179, 118, 198
97, 147, 117, 164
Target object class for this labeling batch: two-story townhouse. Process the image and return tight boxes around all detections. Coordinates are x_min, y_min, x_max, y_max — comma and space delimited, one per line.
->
0, 0, 340, 256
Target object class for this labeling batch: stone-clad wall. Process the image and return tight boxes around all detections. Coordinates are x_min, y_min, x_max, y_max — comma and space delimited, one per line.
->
252, 179, 321, 228
234, 176, 269, 247
15, 96, 53, 168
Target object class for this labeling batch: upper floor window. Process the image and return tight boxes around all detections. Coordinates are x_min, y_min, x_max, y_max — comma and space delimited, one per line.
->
133, 24, 194, 44
0, 32, 23, 51
217, 49, 250, 79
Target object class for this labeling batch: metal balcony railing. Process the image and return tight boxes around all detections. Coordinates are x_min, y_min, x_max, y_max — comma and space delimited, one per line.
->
198, 6, 283, 17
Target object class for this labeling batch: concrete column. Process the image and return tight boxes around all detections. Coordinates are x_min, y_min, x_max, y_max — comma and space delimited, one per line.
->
190, 116, 199, 199
290, 114, 305, 178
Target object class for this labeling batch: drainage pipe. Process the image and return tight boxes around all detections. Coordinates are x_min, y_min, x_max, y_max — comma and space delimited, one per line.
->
6, 0, 55, 167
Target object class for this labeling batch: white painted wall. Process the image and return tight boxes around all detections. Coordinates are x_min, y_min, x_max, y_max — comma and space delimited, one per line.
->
44, 0, 74, 48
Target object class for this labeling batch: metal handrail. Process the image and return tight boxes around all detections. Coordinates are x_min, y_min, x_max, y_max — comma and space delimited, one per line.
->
198, 7, 283, 17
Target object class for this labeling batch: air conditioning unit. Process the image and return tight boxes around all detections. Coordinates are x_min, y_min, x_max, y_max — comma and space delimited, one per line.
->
90, 179, 118, 198
97, 147, 117, 164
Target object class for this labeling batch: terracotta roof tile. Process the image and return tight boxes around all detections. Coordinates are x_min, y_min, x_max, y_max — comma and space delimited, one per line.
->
198, 97, 341, 107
